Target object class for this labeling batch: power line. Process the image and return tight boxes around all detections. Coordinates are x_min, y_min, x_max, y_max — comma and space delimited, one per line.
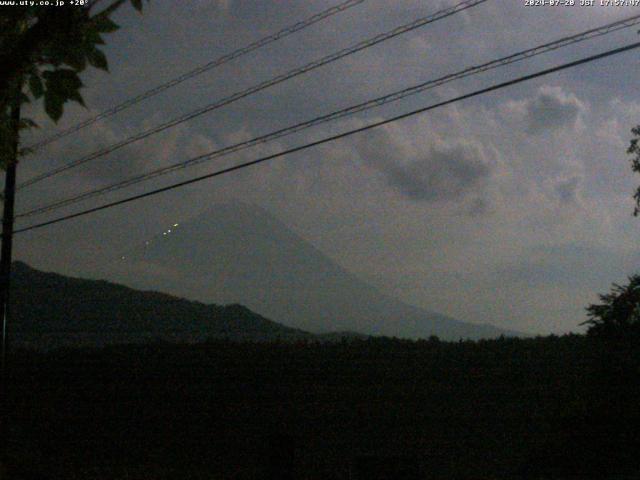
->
16, 13, 640, 219
13, 41, 640, 236
16, 0, 488, 191
24, 0, 367, 152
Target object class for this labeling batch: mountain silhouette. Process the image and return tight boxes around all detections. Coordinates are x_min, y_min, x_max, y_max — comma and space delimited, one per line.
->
117, 202, 520, 340
9, 261, 319, 349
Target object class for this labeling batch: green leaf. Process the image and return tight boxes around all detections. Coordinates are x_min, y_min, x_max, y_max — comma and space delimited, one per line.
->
42, 69, 85, 120
85, 28, 105, 46
18, 146, 35, 158
29, 73, 44, 99
44, 92, 64, 122
87, 48, 108, 71
18, 118, 39, 130
68, 89, 86, 107
93, 15, 119, 33
43, 69, 84, 93
64, 48, 87, 72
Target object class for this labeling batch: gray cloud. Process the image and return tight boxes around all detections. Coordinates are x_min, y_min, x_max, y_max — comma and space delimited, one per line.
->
465, 196, 490, 217
524, 86, 584, 135
495, 243, 640, 290
353, 127, 493, 203
555, 176, 581, 205
386, 145, 492, 201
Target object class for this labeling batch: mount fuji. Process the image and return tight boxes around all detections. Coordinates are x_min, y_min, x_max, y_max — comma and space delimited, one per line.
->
112, 202, 519, 340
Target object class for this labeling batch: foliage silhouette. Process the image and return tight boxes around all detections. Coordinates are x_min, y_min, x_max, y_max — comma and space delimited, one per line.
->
583, 274, 640, 340
628, 124, 640, 216
0, 0, 149, 167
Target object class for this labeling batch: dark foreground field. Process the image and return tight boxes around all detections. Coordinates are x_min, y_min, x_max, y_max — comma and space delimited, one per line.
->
2, 335, 639, 479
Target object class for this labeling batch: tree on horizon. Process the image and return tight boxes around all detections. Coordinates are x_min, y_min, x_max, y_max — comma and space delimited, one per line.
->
583, 275, 640, 339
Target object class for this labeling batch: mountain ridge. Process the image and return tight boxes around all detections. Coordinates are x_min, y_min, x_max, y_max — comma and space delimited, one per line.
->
10, 261, 324, 349
114, 201, 523, 340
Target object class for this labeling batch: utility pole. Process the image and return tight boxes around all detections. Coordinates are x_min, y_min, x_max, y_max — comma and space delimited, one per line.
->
0, 90, 21, 453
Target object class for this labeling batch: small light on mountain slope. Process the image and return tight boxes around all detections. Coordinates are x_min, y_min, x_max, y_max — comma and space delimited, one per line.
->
118, 222, 184, 262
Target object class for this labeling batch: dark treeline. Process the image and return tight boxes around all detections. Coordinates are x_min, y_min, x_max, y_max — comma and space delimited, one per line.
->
3, 334, 639, 479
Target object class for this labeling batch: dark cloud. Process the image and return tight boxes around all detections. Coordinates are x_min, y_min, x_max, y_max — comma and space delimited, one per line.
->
555, 176, 580, 204
524, 87, 584, 135
465, 196, 490, 217
354, 128, 493, 203
387, 145, 491, 201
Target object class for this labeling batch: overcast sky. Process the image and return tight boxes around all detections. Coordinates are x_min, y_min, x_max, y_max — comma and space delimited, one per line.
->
11, 0, 640, 334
